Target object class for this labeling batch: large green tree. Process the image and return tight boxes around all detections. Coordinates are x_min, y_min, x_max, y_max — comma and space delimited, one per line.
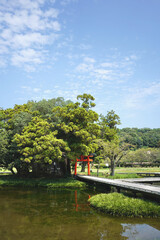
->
94, 138, 131, 176
0, 103, 35, 175
100, 110, 121, 129
53, 94, 100, 173
0, 98, 72, 176
13, 117, 68, 176
96, 110, 128, 176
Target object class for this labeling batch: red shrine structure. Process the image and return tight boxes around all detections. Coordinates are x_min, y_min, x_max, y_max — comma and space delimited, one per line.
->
74, 155, 93, 175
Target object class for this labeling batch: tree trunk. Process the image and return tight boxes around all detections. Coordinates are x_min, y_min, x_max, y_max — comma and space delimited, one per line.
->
67, 159, 71, 176
110, 159, 115, 176
81, 162, 86, 172
59, 161, 67, 176
59, 158, 71, 177
32, 163, 46, 177
97, 162, 100, 177
16, 165, 29, 177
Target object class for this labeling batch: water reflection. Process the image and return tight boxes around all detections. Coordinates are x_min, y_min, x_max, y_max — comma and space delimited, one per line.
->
0, 187, 160, 240
122, 224, 160, 240
73, 190, 91, 211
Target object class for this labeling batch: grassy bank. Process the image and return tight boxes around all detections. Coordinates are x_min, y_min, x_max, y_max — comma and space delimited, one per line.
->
0, 175, 86, 189
88, 192, 160, 218
94, 172, 140, 179
77, 171, 140, 179
75, 166, 160, 178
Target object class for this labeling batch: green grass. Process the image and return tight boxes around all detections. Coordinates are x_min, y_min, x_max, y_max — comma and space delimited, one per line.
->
108, 173, 140, 179
0, 175, 86, 189
77, 170, 140, 179
75, 166, 160, 178
88, 192, 160, 218
114, 167, 160, 173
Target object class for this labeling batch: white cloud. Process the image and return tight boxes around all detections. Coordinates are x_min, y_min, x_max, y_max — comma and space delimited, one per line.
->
33, 88, 41, 92
79, 43, 92, 50
0, 0, 61, 71
100, 62, 118, 68
61, 0, 78, 6
76, 63, 94, 72
44, 90, 52, 94
130, 55, 138, 60
11, 48, 46, 72
73, 53, 137, 86
21, 86, 32, 91
124, 81, 160, 109
0, 57, 7, 67
11, 33, 50, 48
84, 57, 96, 63
12, 49, 43, 64
94, 69, 112, 75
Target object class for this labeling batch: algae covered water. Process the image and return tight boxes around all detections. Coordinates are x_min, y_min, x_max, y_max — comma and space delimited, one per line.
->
0, 187, 160, 240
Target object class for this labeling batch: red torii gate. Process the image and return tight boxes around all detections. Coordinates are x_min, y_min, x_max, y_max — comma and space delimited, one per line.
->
74, 155, 93, 175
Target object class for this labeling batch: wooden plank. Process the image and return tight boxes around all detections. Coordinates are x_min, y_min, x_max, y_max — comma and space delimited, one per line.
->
122, 177, 160, 183
76, 175, 160, 197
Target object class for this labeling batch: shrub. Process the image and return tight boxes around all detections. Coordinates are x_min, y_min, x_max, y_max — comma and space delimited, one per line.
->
94, 164, 109, 169
88, 192, 160, 218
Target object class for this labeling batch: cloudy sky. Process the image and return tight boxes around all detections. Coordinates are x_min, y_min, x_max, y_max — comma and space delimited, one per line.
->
0, 0, 160, 128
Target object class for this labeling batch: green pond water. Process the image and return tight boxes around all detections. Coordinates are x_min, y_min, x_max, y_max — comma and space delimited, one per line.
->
0, 187, 160, 240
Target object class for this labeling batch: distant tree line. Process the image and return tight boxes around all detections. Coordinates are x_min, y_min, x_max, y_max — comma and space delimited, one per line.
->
118, 128, 160, 149
120, 148, 160, 167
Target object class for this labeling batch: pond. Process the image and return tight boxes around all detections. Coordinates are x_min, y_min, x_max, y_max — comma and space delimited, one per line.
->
0, 187, 160, 240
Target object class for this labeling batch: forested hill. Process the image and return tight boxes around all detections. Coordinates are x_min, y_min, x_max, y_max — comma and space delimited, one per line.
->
118, 128, 160, 149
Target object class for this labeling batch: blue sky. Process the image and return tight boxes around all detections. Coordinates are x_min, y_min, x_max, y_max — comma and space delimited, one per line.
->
0, 0, 160, 128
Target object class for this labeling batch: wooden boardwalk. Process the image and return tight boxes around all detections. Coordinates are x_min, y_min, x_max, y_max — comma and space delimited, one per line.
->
122, 177, 160, 183
76, 175, 160, 199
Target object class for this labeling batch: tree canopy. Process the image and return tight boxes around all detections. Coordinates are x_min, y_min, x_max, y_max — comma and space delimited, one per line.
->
0, 94, 159, 177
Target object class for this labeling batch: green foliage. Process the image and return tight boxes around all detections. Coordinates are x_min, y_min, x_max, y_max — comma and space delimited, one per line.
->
0, 175, 86, 189
95, 110, 128, 176
121, 148, 160, 167
118, 128, 160, 148
53, 94, 100, 159
13, 117, 68, 165
0, 98, 72, 176
94, 138, 131, 176
89, 192, 160, 217
99, 111, 120, 142
100, 110, 121, 129
0, 103, 36, 173
28, 97, 72, 119
77, 93, 96, 110
1, 93, 160, 178
0, 129, 8, 168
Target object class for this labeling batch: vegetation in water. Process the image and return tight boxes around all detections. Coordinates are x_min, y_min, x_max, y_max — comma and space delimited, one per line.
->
0, 175, 86, 189
88, 192, 160, 218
